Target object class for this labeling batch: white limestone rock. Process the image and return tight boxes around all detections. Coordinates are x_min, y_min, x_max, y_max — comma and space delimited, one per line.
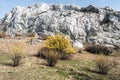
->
73, 41, 83, 48
1, 3, 120, 49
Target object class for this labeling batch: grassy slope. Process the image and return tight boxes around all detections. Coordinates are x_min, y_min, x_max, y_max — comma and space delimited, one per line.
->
0, 52, 116, 80
0, 38, 119, 80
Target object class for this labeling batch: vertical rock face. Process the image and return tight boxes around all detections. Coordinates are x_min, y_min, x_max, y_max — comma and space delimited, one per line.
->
0, 19, 1, 23
1, 3, 120, 49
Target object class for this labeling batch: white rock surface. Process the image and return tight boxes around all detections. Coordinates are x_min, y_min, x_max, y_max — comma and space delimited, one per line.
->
73, 41, 83, 48
1, 3, 120, 49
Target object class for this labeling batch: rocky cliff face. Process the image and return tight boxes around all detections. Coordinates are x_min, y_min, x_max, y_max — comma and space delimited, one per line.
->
1, 3, 120, 49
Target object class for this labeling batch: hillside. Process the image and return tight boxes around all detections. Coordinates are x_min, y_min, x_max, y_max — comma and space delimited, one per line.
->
0, 3, 120, 49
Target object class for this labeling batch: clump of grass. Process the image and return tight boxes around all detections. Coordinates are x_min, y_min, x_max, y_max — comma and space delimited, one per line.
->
85, 44, 112, 55
10, 43, 24, 67
94, 55, 118, 74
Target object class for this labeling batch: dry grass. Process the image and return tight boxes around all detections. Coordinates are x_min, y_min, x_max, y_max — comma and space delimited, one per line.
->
0, 37, 44, 55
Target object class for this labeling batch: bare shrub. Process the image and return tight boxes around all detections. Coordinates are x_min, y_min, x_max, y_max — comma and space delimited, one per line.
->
85, 44, 112, 55
37, 47, 49, 59
94, 55, 118, 74
38, 47, 71, 60
10, 43, 24, 67
38, 47, 60, 67
59, 52, 72, 60
45, 49, 60, 67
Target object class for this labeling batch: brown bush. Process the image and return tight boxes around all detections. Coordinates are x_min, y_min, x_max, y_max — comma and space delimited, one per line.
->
0, 32, 5, 38
85, 44, 112, 55
37, 47, 49, 59
45, 49, 60, 67
94, 55, 118, 74
60, 52, 72, 60
15, 33, 22, 37
38, 47, 60, 67
37, 47, 72, 60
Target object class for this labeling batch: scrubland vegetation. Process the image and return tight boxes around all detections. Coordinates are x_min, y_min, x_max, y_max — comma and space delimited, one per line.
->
0, 34, 120, 80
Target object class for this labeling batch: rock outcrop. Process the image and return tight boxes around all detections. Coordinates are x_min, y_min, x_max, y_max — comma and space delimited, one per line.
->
1, 3, 120, 49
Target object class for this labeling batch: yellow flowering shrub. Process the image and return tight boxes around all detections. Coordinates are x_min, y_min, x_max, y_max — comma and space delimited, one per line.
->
45, 34, 74, 54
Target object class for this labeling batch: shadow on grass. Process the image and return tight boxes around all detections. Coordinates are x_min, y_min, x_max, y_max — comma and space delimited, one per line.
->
69, 70, 102, 80
83, 67, 100, 74
56, 67, 103, 80
0, 62, 13, 67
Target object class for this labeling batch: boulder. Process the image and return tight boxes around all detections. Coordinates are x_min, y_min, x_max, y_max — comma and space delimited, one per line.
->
73, 41, 83, 48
